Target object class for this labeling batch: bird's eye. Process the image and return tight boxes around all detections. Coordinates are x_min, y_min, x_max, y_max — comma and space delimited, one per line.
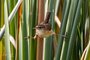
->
38, 27, 42, 29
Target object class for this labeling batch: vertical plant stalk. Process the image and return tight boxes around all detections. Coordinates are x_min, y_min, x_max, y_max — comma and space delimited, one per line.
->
16, 3, 22, 60
0, 0, 4, 27
88, 0, 90, 40
43, 0, 55, 60
29, 0, 37, 60
60, 0, 78, 60
55, 0, 71, 60
36, 0, 44, 60
0, 0, 4, 59
24, 0, 29, 59
66, 0, 82, 59
22, 0, 28, 59
4, 0, 11, 60
9, 0, 16, 60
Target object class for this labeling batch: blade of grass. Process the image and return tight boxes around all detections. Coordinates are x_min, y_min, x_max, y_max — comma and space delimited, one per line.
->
24, 0, 30, 59
84, 0, 90, 58
4, 0, 11, 60
55, 0, 60, 15
9, 0, 16, 59
29, 0, 37, 60
22, 0, 28, 60
19, 23, 23, 60
0, 0, 4, 60
66, 0, 82, 59
0, 0, 4, 27
55, 0, 71, 59
17, 2, 22, 60
0, 0, 22, 39
60, 0, 78, 60
43, 0, 55, 60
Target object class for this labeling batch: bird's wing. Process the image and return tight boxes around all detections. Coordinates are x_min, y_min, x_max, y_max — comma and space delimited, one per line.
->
44, 23, 51, 31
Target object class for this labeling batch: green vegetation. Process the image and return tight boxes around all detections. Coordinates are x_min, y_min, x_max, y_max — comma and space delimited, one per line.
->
0, 0, 90, 60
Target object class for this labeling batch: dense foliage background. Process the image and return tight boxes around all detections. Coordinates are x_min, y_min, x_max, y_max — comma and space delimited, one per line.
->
0, 0, 90, 60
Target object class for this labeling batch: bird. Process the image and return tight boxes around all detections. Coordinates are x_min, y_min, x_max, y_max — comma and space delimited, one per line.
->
34, 12, 55, 39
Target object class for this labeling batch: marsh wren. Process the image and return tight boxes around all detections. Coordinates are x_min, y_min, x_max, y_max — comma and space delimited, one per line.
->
34, 12, 55, 39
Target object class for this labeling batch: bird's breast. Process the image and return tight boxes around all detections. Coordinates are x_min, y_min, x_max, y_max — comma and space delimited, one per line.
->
36, 29, 53, 38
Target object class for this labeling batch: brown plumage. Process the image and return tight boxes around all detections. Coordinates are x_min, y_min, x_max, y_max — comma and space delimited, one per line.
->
43, 12, 51, 23
35, 12, 51, 30
35, 23, 51, 31
34, 12, 55, 39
